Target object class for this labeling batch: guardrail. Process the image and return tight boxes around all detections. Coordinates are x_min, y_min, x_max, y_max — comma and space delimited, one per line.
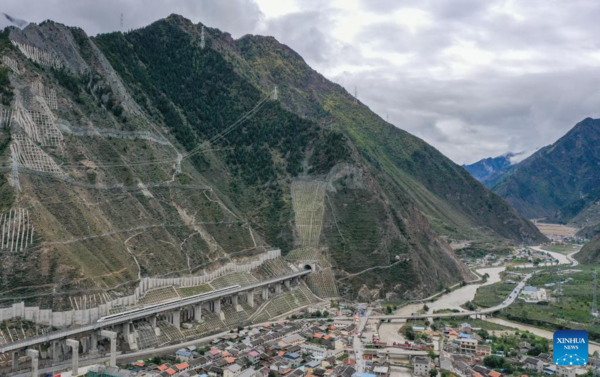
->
0, 270, 311, 354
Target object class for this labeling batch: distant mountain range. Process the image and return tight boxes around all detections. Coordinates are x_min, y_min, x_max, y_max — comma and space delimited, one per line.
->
463, 117, 600, 239
462, 153, 521, 188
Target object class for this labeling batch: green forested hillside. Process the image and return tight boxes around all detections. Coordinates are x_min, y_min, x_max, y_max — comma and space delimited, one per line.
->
0, 14, 544, 304
493, 118, 600, 219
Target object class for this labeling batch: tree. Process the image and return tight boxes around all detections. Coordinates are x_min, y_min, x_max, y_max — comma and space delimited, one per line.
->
386, 306, 393, 314
502, 362, 514, 374
323, 310, 330, 318
429, 368, 438, 377
423, 304, 430, 311
405, 327, 416, 341
483, 355, 505, 369
478, 329, 489, 339
428, 350, 436, 360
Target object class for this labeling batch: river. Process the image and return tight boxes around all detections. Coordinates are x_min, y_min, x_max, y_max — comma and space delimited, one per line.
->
395, 267, 505, 315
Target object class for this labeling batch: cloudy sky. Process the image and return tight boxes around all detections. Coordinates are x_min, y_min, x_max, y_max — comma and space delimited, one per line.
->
3, 0, 600, 164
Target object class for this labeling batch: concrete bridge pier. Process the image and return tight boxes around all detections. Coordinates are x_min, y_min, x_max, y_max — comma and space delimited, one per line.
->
150, 315, 157, 328
232, 294, 240, 310
275, 283, 282, 294
213, 299, 221, 314
66, 339, 79, 376
284, 279, 291, 289
99, 330, 118, 367
26, 349, 39, 377
90, 331, 98, 355
194, 304, 203, 322
11, 350, 20, 373
247, 291, 254, 308
172, 310, 181, 328
122, 322, 131, 337
262, 287, 269, 301
51, 340, 60, 362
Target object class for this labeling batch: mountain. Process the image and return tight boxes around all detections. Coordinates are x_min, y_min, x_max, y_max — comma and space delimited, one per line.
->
463, 153, 520, 187
493, 118, 600, 220
576, 235, 600, 263
0, 16, 544, 306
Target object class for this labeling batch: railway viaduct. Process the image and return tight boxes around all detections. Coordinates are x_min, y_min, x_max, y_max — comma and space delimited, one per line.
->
0, 270, 311, 375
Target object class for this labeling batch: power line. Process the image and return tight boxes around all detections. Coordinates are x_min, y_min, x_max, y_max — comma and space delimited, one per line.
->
593, 270, 598, 317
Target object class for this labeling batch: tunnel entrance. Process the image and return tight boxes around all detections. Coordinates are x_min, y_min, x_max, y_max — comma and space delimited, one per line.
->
304, 264, 312, 271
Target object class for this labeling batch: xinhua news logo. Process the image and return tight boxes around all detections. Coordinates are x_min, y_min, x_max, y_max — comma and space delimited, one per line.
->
553, 330, 588, 366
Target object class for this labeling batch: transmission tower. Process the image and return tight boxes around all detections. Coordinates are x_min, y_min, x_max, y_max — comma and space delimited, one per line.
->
593, 270, 598, 316
354, 86, 358, 104
200, 25, 206, 49
557, 269, 563, 298
273, 86, 278, 101
120, 13, 123, 30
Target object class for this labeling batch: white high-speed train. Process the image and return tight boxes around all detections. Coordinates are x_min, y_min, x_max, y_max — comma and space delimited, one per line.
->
97, 284, 241, 323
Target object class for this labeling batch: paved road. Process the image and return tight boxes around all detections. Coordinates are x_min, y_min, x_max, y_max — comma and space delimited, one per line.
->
367, 271, 535, 320
369, 348, 428, 357
353, 307, 371, 374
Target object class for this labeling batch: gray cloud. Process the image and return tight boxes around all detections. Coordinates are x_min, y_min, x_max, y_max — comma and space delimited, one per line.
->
3, 0, 600, 164
0, 0, 264, 37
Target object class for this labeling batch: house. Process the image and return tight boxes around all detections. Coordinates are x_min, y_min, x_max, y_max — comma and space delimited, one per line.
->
472, 366, 490, 376
301, 344, 329, 358
373, 366, 389, 377
476, 345, 492, 356
334, 365, 355, 377
208, 365, 224, 377
461, 323, 473, 333
488, 371, 503, 377
523, 357, 543, 373
413, 357, 431, 376
321, 356, 336, 368
305, 360, 320, 375
176, 349, 194, 362
519, 342, 532, 353
189, 357, 210, 371
284, 352, 303, 367
454, 361, 472, 376
237, 369, 258, 377
544, 364, 557, 375
176, 363, 190, 373
224, 363, 243, 377
281, 334, 306, 347
458, 338, 478, 353
556, 365, 579, 377
247, 350, 261, 364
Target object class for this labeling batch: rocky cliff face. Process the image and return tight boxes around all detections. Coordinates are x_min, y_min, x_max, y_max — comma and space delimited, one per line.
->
0, 16, 543, 306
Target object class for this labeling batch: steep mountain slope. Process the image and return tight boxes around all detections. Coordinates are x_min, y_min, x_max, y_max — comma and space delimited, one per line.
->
575, 235, 600, 263
494, 118, 600, 220
0, 16, 543, 305
463, 153, 519, 187
210, 30, 544, 244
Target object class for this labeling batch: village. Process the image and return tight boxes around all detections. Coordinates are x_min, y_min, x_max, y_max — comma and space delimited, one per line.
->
75, 298, 599, 377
